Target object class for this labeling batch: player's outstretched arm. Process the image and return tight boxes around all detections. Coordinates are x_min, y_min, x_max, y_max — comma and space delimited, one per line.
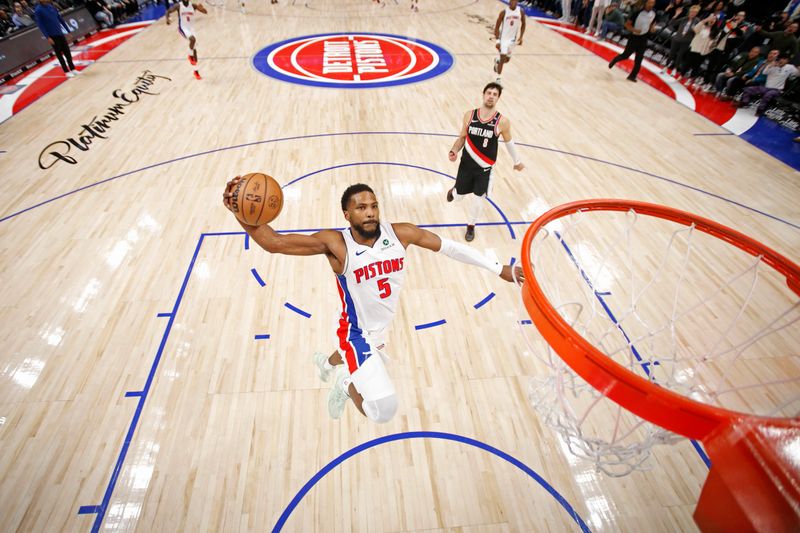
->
222, 176, 336, 257
499, 116, 524, 171
393, 223, 524, 283
494, 10, 504, 39
519, 13, 526, 44
194, 3, 207, 14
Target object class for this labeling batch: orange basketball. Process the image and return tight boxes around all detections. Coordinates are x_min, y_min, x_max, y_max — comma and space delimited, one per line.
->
230, 173, 283, 226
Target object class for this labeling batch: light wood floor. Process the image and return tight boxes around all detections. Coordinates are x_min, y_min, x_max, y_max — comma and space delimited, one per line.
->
0, 0, 798, 531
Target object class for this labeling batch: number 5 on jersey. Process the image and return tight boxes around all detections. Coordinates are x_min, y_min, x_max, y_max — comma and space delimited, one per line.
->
377, 278, 392, 299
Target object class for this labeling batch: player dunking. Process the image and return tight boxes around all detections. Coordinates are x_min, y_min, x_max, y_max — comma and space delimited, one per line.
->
493, 0, 526, 83
447, 82, 524, 242
166, 0, 207, 80
223, 181, 523, 423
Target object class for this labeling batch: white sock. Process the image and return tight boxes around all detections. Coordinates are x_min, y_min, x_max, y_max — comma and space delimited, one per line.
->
469, 194, 485, 225
323, 358, 334, 370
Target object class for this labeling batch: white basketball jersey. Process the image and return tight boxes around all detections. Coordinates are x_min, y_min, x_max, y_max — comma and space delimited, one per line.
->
500, 5, 522, 42
178, 1, 195, 31
335, 223, 406, 369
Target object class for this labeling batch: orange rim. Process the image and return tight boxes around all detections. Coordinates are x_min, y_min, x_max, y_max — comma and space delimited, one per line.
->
520, 199, 800, 441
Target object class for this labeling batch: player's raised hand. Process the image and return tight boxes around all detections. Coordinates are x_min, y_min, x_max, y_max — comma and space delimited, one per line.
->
513, 162, 525, 171
448, 150, 457, 162
222, 176, 242, 211
500, 264, 525, 283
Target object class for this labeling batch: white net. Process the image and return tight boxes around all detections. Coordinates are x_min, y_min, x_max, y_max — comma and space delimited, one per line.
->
521, 207, 800, 476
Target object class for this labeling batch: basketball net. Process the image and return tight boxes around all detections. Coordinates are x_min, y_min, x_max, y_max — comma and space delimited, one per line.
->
515, 202, 800, 477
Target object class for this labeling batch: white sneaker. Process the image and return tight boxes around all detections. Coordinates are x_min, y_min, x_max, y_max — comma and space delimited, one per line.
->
313, 352, 333, 382
493, 58, 499, 74
495, 77, 502, 84
328, 367, 351, 419
72, 69, 81, 75
65, 71, 75, 78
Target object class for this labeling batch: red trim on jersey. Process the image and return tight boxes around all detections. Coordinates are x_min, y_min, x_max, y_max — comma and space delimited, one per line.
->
466, 135, 496, 166
494, 113, 502, 137
335, 278, 359, 373
476, 109, 497, 124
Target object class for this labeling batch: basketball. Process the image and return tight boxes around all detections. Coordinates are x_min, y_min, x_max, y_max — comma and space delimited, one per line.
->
229, 173, 283, 226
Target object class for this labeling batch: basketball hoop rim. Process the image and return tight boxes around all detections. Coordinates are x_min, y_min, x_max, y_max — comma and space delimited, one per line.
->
521, 199, 800, 442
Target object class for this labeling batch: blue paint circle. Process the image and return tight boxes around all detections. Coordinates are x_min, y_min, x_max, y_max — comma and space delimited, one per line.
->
252, 32, 454, 89
272, 431, 592, 532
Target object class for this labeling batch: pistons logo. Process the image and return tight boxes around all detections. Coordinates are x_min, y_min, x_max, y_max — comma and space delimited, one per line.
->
252, 32, 453, 88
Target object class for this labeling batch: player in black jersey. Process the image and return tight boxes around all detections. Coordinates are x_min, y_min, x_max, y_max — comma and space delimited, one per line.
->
446, 82, 524, 241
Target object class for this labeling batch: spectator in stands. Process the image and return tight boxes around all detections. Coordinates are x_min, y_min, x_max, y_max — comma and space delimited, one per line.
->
700, 1, 727, 22
85, 0, 114, 27
0, 9, 15, 35
663, 0, 687, 22
764, 11, 790, 33
703, 10, 748, 88
12, 2, 34, 27
784, 0, 800, 21
560, 0, 572, 23
714, 45, 763, 96
736, 53, 798, 115
575, 0, 593, 29
665, 4, 701, 77
756, 21, 799, 58
33, 0, 78, 77
608, 0, 657, 82
681, 15, 717, 85
20, 0, 35, 17
596, 1, 625, 40
587, 0, 612, 36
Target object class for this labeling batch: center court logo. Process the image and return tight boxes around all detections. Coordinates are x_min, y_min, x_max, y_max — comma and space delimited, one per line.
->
252, 32, 454, 89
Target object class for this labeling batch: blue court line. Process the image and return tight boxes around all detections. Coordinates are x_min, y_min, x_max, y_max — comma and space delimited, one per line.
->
474, 292, 496, 309
124, 391, 143, 397
251, 268, 266, 287
80, 229, 590, 531
272, 431, 592, 533
80, 233, 207, 532
280, 161, 516, 239
553, 230, 712, 468
254, 334, 271, 340
156, 312, 171, 318
244, 233, 250, 250
415, 319, 447, 330
693, 133, 735, 137
4, 132, 796, 232
519, 319, 532, 325
284, 302, 311, 318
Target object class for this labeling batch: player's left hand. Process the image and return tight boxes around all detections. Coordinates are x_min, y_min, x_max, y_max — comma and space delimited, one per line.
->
500, 264, 525, 284
513, 162, 525, 171
495, 42, 500, 51
518, 38, 523, 46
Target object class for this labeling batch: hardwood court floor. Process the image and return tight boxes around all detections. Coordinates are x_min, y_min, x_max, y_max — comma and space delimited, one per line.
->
0, 0, 797, 531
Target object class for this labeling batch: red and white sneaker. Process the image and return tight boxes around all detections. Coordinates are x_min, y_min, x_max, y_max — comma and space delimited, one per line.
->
193, 70, 202, 80
188, 54, 197, 65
